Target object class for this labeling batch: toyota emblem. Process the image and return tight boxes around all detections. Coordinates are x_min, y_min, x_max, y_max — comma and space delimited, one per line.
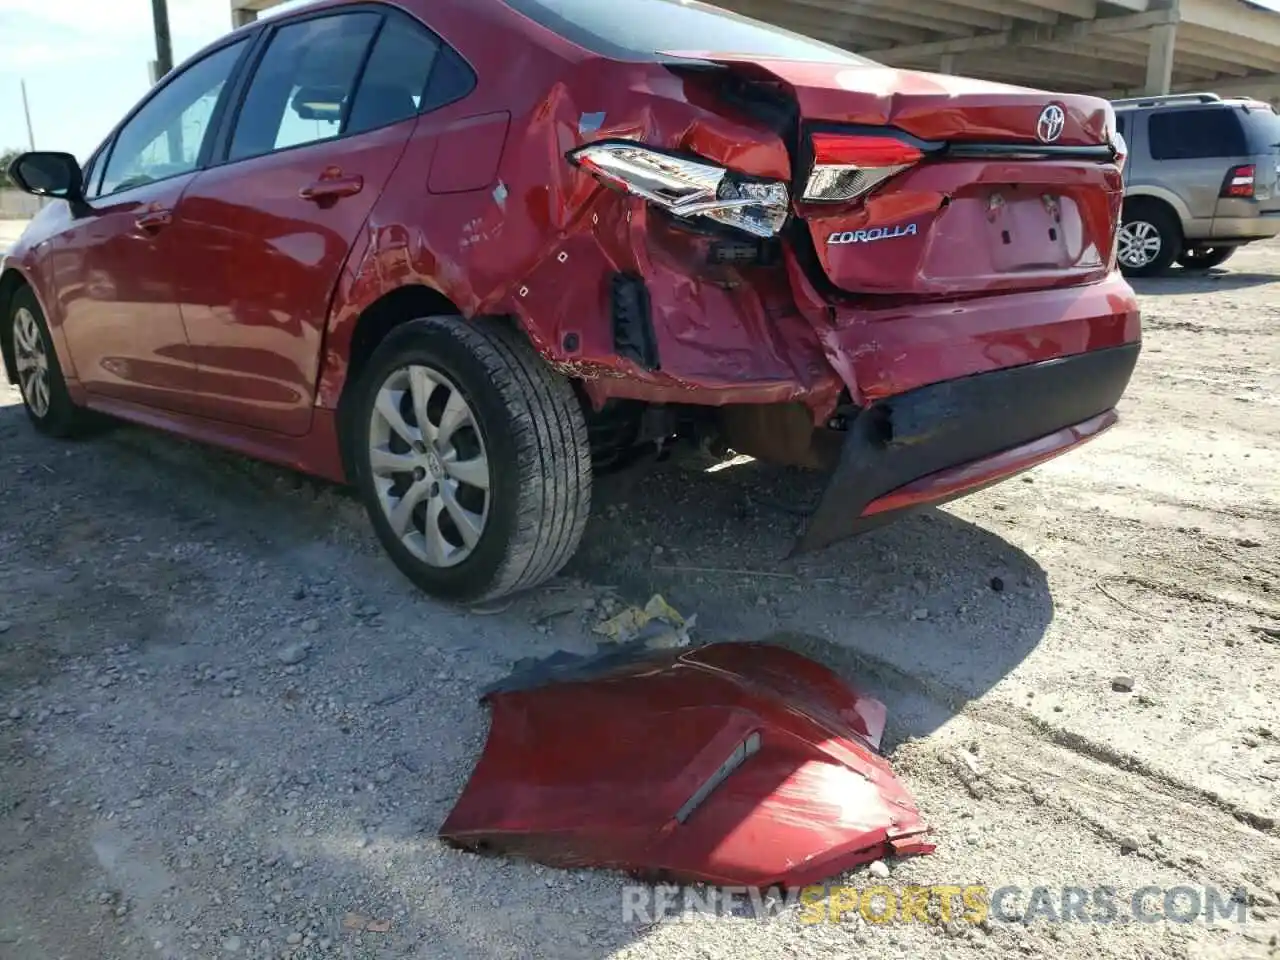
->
1037, 104, 1066, 144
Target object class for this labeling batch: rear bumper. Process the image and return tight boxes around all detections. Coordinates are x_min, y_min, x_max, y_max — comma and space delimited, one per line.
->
1188, 212, 1280, 242
796, 341, 1140, 553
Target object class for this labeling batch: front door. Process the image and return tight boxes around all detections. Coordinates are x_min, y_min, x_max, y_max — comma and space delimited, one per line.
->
171, 8, 442, 436
57, 37, 251, 413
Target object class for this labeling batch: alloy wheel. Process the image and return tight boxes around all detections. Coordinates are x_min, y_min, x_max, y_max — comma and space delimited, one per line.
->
368, 364, 491, 568
1118, 220, 1162, 269
12, 306, 51, 418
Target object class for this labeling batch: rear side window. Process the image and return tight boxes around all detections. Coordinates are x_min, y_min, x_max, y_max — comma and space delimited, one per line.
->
1239, 107, 1280, 154
1114, 113, 1130, 144
1148, 108, 1247, 160
501, 0, 877, 65
345, 14, 441, 136
421, 45, 477, 114
228, 12, 381, 162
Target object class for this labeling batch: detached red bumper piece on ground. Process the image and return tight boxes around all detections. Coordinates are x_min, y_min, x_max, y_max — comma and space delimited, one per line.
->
439, 641, 933, 889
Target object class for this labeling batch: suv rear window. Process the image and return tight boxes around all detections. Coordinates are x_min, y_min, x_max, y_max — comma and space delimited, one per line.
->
501, 0, 877, 65
1240, 106, 1280, 154
1148, 105, 1280, 160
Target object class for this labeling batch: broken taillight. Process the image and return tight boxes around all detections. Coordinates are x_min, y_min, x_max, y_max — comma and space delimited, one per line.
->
1222, 164, 1256, 198
803, 133, 924, 203
1112, 130, 1128, 172
567, 140, 790, 238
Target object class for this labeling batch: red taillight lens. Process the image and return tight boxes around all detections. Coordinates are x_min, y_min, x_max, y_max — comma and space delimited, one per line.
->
1112, 130, 1128, 172
811, 134, 924, 168
1222, 164, 1256, 198
803, 133, 924, 203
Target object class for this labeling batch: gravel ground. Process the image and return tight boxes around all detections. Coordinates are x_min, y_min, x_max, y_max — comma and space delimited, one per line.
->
1, 240, 1278, 960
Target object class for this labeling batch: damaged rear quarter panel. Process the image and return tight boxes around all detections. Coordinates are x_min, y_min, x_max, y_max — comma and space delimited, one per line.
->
317, 11, 843, 419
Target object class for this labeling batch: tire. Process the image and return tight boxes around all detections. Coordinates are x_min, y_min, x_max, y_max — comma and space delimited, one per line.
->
1177, 246, 1235, 271
350, 316, 592, 604
1117, 202, 1182, 278
6, 286, 92, 438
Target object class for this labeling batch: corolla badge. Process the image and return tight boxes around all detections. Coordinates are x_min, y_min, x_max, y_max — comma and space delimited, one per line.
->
828, 223, 918, 245
1037, 104, 1066, 144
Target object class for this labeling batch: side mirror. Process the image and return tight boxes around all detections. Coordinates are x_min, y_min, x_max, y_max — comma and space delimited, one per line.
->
8, 151, 84, 202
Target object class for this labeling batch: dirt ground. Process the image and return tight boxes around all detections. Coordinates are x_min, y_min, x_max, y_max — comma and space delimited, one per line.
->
1, 239, 1277, 960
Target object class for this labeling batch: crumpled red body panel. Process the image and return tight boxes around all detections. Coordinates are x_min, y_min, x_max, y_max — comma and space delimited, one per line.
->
439, 642, 933, 889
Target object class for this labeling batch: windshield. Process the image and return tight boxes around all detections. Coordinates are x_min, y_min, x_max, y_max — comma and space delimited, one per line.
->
501, 0, 878, 65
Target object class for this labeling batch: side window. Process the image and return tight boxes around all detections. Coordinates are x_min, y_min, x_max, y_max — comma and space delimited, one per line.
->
1148, 108, 1247, 160
98, 39, 248, 197
80, 146, 105, 200
421, 44, 477, 114
1114, 113, 1129, 145
345, 15, 440, 136
227, 12, 381, 162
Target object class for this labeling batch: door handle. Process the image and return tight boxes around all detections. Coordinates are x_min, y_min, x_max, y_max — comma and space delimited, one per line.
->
299, 175, 364, 203
135, 209, 173, 232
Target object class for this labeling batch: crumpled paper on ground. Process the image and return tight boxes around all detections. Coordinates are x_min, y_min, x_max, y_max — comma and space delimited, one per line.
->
592, 594, 695, 649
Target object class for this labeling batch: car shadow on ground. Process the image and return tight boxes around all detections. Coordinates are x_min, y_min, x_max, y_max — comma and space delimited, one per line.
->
1130, 269, 1280, 294
14, 402, 1055, 749
565, 452, 1054, 747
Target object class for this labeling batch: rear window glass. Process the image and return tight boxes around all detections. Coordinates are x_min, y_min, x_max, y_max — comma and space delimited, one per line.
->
1239, 106, 1280, 154
1147, 106, 1270, 160
501, 0, 877, 65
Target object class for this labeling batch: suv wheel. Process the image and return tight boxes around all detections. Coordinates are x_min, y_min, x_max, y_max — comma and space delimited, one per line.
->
351, 316, 592, 604
1177, 247, 1235, 271
1117, 203, 1181, 277
7, 287, 93, 438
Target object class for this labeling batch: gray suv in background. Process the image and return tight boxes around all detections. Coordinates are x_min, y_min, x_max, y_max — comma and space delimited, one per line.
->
1113, 93, 1280, 276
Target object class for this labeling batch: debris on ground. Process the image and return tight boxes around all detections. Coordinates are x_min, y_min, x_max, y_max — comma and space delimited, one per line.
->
947, 749, 990, 799
592, 593, 695, 648
341, 913, 391, 933
442, 640, 932, 888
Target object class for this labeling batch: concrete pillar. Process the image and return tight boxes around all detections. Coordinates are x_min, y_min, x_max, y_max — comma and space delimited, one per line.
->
1144, 21, 1178, 95
939, 53, 956, 74
231, 7, 257, 27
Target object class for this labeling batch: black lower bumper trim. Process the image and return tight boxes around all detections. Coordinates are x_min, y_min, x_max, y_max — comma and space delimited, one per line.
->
795, 342, 1141, 553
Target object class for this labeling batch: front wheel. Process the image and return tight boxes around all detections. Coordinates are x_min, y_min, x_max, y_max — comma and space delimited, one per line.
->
7, 287, 93, 438
1177, 247, 1235, 271
350, 316, 592, 604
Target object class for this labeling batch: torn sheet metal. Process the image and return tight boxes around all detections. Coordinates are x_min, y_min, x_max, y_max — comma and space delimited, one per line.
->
440, 641, 933, 889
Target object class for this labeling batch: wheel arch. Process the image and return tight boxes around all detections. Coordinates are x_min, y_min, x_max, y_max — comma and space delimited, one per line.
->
0, 268, 31, 386
329, 282, 545, 484
1122, 189, 1189, 235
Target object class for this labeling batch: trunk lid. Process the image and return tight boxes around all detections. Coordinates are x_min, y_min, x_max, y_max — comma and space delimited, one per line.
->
664, 53, 1112, 145
666, 53, 1123, 297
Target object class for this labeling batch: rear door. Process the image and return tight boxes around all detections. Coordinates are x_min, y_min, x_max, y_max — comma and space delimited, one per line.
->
169, 7, 441, 435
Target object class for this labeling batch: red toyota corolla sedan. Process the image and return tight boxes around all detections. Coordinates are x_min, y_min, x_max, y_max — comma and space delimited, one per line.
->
1, 0, 1140, 603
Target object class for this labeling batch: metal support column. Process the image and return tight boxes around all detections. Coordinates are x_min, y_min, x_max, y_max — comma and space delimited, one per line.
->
151, 0, 174, 80
1143, 22, 1178, 95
